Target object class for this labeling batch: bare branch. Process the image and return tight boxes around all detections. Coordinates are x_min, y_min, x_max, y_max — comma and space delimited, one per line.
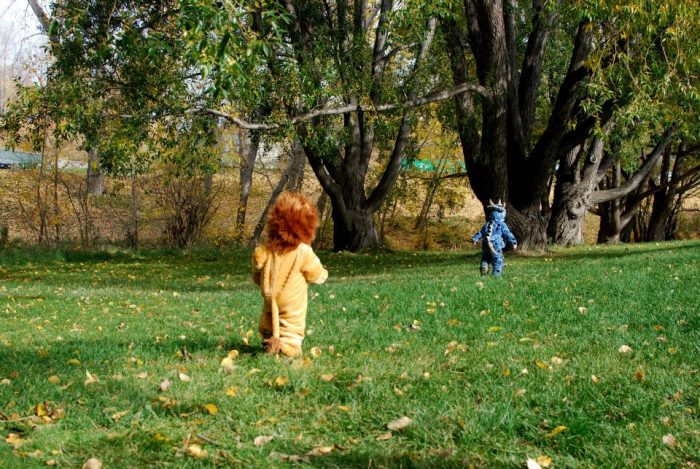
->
190, 82, 489, 130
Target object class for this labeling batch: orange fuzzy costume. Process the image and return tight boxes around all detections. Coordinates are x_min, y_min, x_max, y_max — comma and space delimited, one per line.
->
252, 192, 328, 357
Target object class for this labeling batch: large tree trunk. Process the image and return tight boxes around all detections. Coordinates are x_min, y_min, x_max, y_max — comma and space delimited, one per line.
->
86, 147, 105, 195
331, 202, 380, 252
507, 206, 548, 251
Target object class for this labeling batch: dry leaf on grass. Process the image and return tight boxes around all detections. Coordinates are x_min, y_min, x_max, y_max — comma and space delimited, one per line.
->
135, 372, 148, 379
254, 435, 275, 446
160, 379, 172, 392
203, 404, 218, 415
269, 451, 308, 463
111, 410, 129, 421
274, 376, 289, 386
81, 458, 102, 469
321, 374, 335, 382
220, 357, 236, 374
618, 345, 632, 354
178, 373, 191, 382
84, 370, 99, 386
547, 425, 567, 437
376, 431, 393, 441
387, 416, 413, 431
4, 433, 27, 449
536, 455, 553, 467
662, 433, 677, 448
47, 375, 60, 384
306, 446, 334, 457
310, 347, 322, 357
186, 444, 208, 459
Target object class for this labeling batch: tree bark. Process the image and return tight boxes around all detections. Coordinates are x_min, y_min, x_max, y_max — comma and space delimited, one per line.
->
86, 147, 105, 195
285, 138, 306, 191
235, 129, 260, 241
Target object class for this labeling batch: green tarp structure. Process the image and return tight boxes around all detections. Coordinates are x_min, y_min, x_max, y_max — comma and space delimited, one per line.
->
401, 158, 466, 173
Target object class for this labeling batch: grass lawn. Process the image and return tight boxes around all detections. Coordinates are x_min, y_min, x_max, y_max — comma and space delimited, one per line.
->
1, 241, 699, 468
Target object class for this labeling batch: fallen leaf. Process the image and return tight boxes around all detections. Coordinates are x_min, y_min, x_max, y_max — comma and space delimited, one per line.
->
527, 458, 542, 469
514, 388, 526, 397
578, 306, 588, 314
662, 433, 676, 448
36, 402, 48, 417
47, 375, 61, 384
220, 357, 236, 374
227, 349, 239, 359
591, 375, 600, 384
178, 373, 191, 382
111, 410, 129, 421
254, 435, 275, 446
160, 379, 172, 392
536, 455, 553, 467
338, 405, 350, 412
633, 369, 645, 382
376, 431, 393, 441
225, 387, 238, 397
68, 359, 81, 366
550, 356, 564, 366
306, 446, 334, 457
5, 433, 26, 449
84, 370, 99, 386
269, 451, 308, 463
321, 374, 335, 382
135, 372, 148, 379
547, 425, 567, 437
46, 460, 58, 466
667, 347, 678, 355
187, 444, 208, 459
487, 326, 502, 333
275, 376, 289, 386
81, 458, 102, 469
0, 378, 10, 385
310, 347, 322, 357
618, 345, 632, 354
387, 416, 413, 431
535, 360, 549, 369
203, 404, 218, 415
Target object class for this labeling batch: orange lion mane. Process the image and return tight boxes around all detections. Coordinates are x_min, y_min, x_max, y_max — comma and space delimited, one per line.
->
264, 191, 320, 253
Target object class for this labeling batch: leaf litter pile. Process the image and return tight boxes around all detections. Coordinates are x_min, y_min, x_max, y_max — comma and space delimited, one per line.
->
1, 243, 699, 467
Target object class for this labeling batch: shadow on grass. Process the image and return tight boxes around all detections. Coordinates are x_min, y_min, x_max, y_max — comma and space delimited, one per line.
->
546, 241, 699, 262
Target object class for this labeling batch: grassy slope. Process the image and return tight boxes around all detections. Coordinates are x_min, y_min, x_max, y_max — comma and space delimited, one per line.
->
0, 242, 698, 468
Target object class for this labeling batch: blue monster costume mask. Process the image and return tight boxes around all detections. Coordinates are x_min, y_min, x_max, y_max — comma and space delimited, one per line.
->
471, 200, 517, 276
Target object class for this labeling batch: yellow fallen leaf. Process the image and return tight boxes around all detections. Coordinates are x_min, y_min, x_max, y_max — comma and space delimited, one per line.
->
203, 404, 218, 415
68, 358, 81, 366
111, 410, 129, 420
225, 387, 238, 397
376, 431, 393, 441
220, 357, 236, 374
46, 460, 58, 466
187, 444, 208, 459
275, 376, 289, 386
5, 433, 26, 449
135, 372, 148, 379
618, 345, 632, 354
547, 425, 567, 437
667, 347, 678, 355
536, 455, 553, 467
321, 374, 335, 382
338, 405, 350, 412
591, 375, 600, 384
387, 416, 413, 431
36, 402, 48, 417
633, 369, 645, 382
487, 326, 502, 333
47, 375, 61, 384
178, 373, 191, 382
535, 360, 549, 369
310, 347, 322, 357
227, 349, 239, 359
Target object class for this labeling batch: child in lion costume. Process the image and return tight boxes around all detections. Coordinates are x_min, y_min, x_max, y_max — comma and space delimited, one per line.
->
252, 191, 328, 357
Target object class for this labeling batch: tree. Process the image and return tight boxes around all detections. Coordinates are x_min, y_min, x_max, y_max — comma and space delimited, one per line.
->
440, 0, 698, 250
180, 1, 478, 251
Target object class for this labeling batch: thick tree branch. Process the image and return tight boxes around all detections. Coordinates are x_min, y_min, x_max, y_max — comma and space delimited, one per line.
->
590, 127, 676, 204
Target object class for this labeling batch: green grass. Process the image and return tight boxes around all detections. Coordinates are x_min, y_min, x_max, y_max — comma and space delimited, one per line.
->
1, 242, 699, 468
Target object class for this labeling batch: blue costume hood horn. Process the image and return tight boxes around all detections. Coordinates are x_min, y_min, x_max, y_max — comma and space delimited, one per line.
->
487, 199, 506, 223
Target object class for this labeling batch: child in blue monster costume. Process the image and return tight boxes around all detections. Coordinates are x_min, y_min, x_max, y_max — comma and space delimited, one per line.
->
472, 200, 517, 276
